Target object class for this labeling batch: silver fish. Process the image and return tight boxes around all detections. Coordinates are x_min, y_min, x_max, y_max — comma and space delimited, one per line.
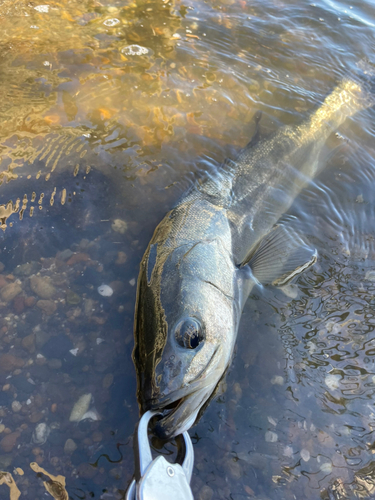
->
133, 64, 375, 439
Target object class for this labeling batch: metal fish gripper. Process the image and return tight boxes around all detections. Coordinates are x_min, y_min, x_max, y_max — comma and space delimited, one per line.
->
126, 410, 194, 500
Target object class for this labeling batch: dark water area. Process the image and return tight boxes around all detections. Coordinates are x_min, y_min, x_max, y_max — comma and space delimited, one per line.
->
0, 0, 374, 498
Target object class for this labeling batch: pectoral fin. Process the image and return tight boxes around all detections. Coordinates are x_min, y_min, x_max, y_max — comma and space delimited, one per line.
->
239, 225, 317, 286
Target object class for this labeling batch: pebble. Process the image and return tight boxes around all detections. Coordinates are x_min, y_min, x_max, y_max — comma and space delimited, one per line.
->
25, 296, 36, 308
365, 270, 375, 281
12, 375, 35, 395
0, 431, 20, 452
48, 358, 62, 370
66, 253, 90, 266
92, 431, 103, 442
77, 462, 96, 479
271, 375, 284, 385
267, 416, 277, 426
325, 374, 341, 390
56, 249, 73, 261
0, 424, 4, 433
109, 467, 122, 479
64, 438, 77, 454
1, 282, 22, 302
301, 449, 310, 462
283, 446, 293, 458
121, 45, 149, 56
111, 218, 127, 234
69, 393, 92, 422
198, 485, 214, 500
116, 251, 127, 265
356, 194, 364, 203
14, 261, 41, 277
265, 431, 278, 443
226, 457, 242, 479
320, 462, 332, 473
29, 412, 44, 423
11, 401, 22, 413
36, 299, 57, 315
103, 18, 120, 26
98, 284, 113, 297
0, 354, 25, 372
102, 373, 114, 389
84, 298, 95, 316
32, 423, 50, 445
66, 290, 81, 305
280, 284, 298, 299
22, 333, 36, 353
13, 296, 25, 314
0, 454, 12, 468
81, 409, 100, 421
30, 276, 56, 299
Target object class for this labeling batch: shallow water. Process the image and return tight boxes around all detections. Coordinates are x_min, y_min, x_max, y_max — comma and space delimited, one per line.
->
0, 0, 374, 498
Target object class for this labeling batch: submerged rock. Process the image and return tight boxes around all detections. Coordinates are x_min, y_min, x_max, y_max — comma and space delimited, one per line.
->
64, 438, 77, 454
69, 393, 92, 422
111, 218, 127, 234
1, 282, 22, 302
32, 423, 50, 445
97, 284, 113, 297
0, 354, 25, 373
0, 431, 20, 452
30, 275, 56, 299
37, 299, 57, 315
14, 261, 41, 277
66, 290, 81, 305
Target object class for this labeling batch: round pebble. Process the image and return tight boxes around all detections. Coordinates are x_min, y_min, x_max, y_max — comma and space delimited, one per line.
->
320, 462, 332, 473
11, 401, 22, 413
32, 423, 50, 445
121, 45, 149, 56
265, 431, 278, 443
103, 18, 120, 26
271, 375, 284, 385
64, 438, 77, 454
300, 449, 310, 462
97, 284, 113, 297
325, 374, 341, 390
111, 218, 127, 234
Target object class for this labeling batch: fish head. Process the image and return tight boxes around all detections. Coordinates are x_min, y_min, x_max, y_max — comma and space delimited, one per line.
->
133, 218, 238, 439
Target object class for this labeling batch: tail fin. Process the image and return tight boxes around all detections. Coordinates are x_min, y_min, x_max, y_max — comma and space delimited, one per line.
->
357, 59, 375, 89
353, 58, 375, 105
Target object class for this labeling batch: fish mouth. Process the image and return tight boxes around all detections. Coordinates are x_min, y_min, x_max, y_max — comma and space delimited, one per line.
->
147, 370, 223, 439
147, 385, 215, 439
144, 346, 224, 439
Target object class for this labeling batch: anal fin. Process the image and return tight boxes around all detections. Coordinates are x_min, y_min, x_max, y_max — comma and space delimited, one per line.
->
240, 225, 317, 286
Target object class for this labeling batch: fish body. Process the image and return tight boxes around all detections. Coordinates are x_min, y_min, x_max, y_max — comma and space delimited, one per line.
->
133, 68, 374, 439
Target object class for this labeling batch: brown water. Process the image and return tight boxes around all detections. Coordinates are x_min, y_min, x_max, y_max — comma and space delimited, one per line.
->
0, 0, 375, 498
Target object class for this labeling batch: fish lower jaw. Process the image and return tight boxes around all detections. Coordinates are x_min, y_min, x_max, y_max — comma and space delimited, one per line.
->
154, 405, 200, 440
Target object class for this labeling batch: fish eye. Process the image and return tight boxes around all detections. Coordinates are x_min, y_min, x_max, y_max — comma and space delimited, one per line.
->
174, 318, 204, 349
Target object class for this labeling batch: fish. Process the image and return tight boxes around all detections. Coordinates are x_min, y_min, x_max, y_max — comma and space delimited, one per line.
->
133, 61, 375, 439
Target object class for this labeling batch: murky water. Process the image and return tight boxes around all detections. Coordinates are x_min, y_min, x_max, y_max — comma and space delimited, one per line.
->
0, 0, 374, 498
